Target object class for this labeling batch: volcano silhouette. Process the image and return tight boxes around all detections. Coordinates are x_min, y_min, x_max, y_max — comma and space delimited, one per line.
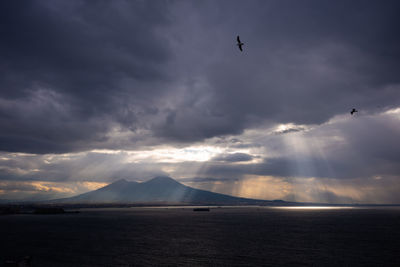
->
56, 176, 275, 204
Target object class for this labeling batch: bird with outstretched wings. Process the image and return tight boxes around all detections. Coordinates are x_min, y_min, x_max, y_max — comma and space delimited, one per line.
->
350, 108, 358, 115
237, 35, 244, 51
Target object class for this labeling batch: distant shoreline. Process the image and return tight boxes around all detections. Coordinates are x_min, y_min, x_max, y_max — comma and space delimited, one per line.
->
2, 202, 400, 216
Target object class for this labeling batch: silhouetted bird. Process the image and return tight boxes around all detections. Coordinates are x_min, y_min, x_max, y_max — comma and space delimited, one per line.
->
350, 108, 358, 115
237, 35, 244, 51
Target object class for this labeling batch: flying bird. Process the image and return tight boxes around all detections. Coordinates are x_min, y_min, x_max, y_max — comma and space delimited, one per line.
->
350, 108, 358, 115
237, 35, 244, 51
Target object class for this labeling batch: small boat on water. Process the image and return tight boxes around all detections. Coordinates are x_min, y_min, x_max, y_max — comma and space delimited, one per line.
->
193, 208, 210, 212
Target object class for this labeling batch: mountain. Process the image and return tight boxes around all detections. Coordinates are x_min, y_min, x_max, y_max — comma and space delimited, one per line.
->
54, 176, 276, 205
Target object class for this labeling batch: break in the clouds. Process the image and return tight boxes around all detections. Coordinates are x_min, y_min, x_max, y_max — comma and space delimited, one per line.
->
1, 1, 400, 203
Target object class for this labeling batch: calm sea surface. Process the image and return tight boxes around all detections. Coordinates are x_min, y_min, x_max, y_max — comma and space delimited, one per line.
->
1, 206, 400, 266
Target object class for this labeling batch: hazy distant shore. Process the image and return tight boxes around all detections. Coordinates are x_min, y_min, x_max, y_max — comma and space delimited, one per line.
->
2, 202, 400, 216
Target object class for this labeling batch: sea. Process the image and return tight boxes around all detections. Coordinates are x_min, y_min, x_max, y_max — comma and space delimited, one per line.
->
1, 206, 400, 266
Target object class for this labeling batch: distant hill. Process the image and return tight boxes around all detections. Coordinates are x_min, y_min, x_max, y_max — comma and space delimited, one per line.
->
53, 176, 279, 205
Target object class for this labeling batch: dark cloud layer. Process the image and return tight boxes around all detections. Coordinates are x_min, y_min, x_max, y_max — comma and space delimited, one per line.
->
1, 0, 400, 153
0, 0, 171, 153
212, 152, 254, 162
206, 1, 400, 124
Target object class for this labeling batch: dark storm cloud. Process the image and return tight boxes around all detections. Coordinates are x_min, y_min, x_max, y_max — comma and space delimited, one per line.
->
1, 0, 400, 153
204, 0, 400, 126
146, 0, 400, 142
0, 1, 170, 93
212, 152, 254, 162
0, 0, 171, 153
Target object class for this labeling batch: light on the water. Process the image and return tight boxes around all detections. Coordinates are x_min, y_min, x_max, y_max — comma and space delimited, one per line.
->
274, 206, 354, 210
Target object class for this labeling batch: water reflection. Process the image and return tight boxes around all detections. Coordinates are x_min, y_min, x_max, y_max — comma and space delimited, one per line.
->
273, 206, 355, 210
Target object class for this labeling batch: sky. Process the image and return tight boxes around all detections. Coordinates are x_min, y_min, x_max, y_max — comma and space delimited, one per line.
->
1, 0, 400, 203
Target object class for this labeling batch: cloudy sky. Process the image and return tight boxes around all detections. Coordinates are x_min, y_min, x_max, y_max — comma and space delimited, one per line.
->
1, 0, 400, 203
